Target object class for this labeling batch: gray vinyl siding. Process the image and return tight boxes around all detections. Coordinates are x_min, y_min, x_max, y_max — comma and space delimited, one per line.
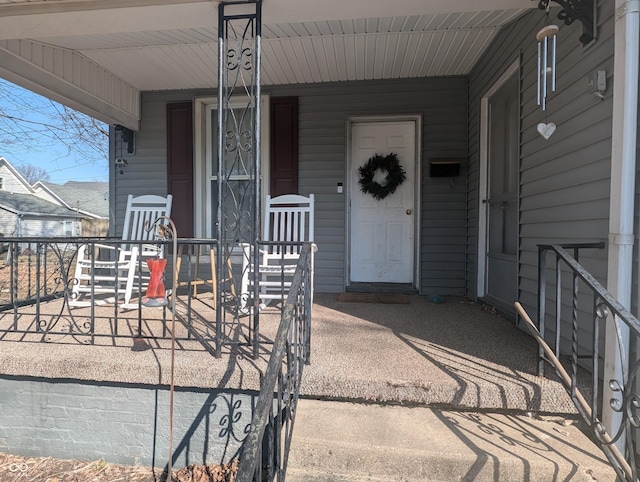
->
269, 78, 468, 294
110, 89, 210, 237
467, 4, 614, 337
117, 79, 468, 295
0, 214, 75, 238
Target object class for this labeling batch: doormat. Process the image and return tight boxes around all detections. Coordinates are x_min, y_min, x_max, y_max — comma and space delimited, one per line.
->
337, 292, 411, 304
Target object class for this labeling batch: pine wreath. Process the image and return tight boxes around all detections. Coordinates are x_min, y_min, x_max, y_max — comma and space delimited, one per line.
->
358, 153, 407, 200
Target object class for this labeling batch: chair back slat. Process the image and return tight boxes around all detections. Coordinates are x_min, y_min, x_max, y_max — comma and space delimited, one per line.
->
264, 194, 314, 256
121, 194, 173, 249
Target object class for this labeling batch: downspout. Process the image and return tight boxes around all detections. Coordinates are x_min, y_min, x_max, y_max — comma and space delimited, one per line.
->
602, 0, 640, 445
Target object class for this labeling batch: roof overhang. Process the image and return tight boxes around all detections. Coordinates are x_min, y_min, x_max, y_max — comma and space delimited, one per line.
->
0, 0, 536, 129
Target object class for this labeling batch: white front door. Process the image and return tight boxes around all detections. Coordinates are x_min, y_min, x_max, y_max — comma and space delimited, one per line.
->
349, 120, 417, 284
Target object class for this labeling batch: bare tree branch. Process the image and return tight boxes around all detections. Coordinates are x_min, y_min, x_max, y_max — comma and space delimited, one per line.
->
15, 162, 50, 185
0, 79, 108, 166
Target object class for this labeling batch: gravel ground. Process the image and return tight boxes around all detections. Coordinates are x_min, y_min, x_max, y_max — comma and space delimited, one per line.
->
0, 452, 239, 482
0, 451, 162, 481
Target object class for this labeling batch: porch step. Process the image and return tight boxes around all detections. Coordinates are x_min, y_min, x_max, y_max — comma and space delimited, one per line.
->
286, 399, 617, 482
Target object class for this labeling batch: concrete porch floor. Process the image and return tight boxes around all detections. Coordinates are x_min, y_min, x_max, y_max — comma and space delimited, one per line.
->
303, 293, 577, 414
0, 292, 579, 413
0, 292, 617, 480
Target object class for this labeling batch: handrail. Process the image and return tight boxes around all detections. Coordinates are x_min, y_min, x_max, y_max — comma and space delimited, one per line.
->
548, 245, 639, 332
532, 243, 640, 481
237, 242, 312, 481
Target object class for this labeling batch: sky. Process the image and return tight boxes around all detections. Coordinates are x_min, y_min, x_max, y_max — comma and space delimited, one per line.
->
0, 80, 109, 185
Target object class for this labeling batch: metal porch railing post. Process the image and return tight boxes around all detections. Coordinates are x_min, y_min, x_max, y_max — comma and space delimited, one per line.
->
592, 296, 601, 428
555, 252, 562, 360
570, 255, 579, 402
537, 246, 547, 376
531, 242, 639, 481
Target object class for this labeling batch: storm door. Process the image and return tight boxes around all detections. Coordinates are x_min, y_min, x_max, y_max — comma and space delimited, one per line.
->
485, 74, 519, 313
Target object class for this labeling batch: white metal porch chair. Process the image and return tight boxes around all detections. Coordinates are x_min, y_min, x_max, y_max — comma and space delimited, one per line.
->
70, 194, 173, 308
241, 193, 316, 310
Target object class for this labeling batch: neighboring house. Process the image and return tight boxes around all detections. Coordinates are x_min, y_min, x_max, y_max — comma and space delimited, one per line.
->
0, 190, 82, 239
0, 0, 635, 430
0, 156, 33, 196
0, 157, 84, 239
33, 181, 109, 237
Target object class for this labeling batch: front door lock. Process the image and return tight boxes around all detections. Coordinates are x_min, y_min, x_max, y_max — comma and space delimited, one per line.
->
406, 209, 412, 215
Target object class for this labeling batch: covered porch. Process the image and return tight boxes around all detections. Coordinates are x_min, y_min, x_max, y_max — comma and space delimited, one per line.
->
0, 0, 638, 480
0, 287, 608, 480
0, 235, 632, 480
0, 232, 572, 414
0, 288, 579, 418
0, 290, 575, 414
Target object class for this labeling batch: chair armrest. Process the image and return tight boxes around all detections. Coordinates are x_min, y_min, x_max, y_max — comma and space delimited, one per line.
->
93, 243, 117, 252
140, 244, 162, 256
240, 242, 269, 256
76, 243, 116, 262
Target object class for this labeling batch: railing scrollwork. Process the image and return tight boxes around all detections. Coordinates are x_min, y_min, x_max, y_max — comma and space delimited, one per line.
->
524, 243, 639, 480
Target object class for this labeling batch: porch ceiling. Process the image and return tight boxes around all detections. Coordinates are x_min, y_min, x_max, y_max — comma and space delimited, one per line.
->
0, 0, 535, 127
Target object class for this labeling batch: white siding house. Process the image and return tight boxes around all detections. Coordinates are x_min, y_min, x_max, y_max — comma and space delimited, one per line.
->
32, 181, 109, 237
0, 158, 84, 238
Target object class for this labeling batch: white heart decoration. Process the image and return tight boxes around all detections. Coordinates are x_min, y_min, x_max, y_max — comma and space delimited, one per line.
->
537, 122, 556, 140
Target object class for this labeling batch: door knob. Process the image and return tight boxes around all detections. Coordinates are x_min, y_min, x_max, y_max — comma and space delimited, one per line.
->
406, 209, 412, 215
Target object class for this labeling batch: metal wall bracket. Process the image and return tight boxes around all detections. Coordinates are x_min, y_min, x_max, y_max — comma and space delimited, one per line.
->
538, 0, 596, 46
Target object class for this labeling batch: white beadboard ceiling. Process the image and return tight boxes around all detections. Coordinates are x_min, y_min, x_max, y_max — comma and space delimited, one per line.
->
0, 0, 535, 126
37, 9, 529, 91
0, 0, 532, 91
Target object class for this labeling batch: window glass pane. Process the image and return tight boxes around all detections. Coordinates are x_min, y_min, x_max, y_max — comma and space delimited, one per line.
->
208, 102, 256, 239
211, 179, 253, 242
210, 106, 254, 178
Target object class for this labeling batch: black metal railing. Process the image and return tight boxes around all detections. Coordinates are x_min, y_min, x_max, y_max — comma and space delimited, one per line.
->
517, 242, 639, 481
536, 242, 606, 376
0, 236, 254, 350
237, 242, 312, 482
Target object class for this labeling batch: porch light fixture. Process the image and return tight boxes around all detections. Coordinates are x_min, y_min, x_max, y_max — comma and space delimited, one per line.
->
537, 0, 596, 47
115, 124, 135, 154
114, 125, 134, 175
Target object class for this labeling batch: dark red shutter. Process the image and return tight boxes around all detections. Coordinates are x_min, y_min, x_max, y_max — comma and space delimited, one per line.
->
270, 97, 299, 196
166, 102, 194, 237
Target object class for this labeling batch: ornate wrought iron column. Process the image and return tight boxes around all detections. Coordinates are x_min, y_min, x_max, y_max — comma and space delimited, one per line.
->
216, 0, 262, 357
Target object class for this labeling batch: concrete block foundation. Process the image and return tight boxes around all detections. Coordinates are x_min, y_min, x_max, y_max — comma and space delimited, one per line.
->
0, 376, 257, 468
